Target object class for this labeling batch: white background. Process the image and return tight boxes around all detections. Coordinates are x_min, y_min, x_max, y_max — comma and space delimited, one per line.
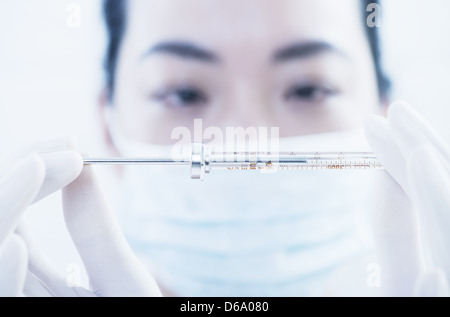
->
0, 0, 450, 289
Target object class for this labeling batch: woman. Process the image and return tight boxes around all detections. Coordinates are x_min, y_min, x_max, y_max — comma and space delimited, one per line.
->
0, 0, 448, 297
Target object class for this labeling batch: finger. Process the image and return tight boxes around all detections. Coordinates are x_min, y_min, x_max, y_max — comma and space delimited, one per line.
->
0, 154, 45, 244
62, 166, 161, 297
16, 221, 81, 297
11, 135, 78, 159
388, 101, 433, 161
364, 115, 410, 195
0, 135, 78, 178
371, 172, 424, 296
407, 144, 450, 274
0, 235, 28, 297
388, 101, 450, 162
33, 151, 84, 203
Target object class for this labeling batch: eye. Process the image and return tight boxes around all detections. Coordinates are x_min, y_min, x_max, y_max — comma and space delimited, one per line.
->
285, 84, 336, 103
152, 86, 208, 108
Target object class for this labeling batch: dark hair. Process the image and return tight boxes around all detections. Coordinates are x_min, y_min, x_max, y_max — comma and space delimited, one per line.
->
104, 0, 127, 100
362, 0, 391, 101
103, 0, 390, 101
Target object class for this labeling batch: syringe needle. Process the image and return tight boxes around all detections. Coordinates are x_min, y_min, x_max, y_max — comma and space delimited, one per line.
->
83, 158, 190, 166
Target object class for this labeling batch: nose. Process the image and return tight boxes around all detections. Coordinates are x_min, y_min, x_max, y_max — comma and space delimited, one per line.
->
218, 80, 273, 129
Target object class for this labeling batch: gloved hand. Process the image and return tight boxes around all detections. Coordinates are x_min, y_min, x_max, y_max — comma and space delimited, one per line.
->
0, 136, 162, 297
364, 100, 450, 297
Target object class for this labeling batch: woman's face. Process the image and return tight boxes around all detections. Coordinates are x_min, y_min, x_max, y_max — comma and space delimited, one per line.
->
109, 0, 381, 146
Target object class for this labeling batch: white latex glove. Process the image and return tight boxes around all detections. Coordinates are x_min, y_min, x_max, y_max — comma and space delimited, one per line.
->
364, 101, 450, 297
0, 136, 161, 297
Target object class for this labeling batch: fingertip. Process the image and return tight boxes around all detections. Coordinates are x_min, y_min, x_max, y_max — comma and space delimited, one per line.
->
388, 100, 424, 132
9, 154, 47, 199
387, 100, 413, 119
67, 150, 84, 180
364, 114, 388, 134
363, 114, 390, 150
79, 162, 95, 178
362, 114, 411, 195
60, 151, 85, 192
63, 163, 96, 198
31, 150, 85, 203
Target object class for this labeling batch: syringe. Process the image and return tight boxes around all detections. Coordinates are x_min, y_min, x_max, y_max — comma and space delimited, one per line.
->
83, 144, 383, 180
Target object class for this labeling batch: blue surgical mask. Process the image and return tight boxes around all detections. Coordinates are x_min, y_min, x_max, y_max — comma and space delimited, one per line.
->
112, 127, 376, 297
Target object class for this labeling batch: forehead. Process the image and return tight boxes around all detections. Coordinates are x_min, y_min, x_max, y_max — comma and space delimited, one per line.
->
125, 0, 366, 55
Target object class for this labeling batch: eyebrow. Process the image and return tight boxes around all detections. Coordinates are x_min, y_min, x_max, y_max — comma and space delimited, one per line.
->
142, 41, 219, 63
273, 41, 347, 63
